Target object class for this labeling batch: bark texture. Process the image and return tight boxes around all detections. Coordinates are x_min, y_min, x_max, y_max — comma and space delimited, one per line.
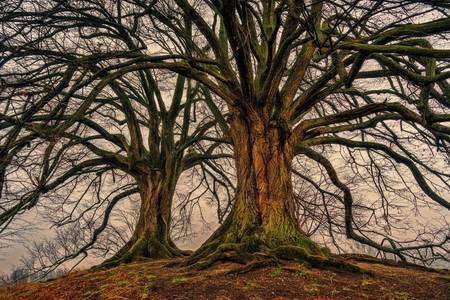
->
99, 173, 189, 268
188, 112, 358, 273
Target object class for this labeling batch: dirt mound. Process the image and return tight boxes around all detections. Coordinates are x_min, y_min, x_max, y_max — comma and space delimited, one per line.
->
1, 257, 449, 299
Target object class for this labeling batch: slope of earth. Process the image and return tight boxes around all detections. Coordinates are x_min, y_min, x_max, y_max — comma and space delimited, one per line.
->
1, 256, 449, 300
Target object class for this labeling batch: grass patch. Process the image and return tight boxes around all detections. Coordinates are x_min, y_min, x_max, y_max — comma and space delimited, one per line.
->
142, 282, 157, 298
81, 290, 100, 300
141, 273, 158, 297
270, 267, 283, 277
146, 274, 157, 281
19, 290, 34, 297
243, 280, 258, 290
171, 276, 190, 284
303, 283, 320, 294
118, 280, 130, 287
394, 291, 418, 300
295, 269, 311, 277
361, 278, 374, 286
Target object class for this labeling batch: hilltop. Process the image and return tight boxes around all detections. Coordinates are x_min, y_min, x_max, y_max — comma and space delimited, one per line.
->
1, 256, 449, 299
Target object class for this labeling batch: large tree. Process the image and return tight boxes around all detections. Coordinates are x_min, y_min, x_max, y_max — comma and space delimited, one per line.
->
141, 0, 450, 269
2, 0, 449, 270
0, 26, 230, 268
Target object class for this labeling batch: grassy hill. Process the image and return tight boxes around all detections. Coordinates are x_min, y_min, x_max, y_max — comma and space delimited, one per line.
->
1, 256, 449, 299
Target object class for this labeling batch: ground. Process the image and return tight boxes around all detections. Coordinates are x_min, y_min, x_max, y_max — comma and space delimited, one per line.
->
1, 256, 449, 300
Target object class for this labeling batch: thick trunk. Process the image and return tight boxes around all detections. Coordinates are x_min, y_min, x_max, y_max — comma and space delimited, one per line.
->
100, 173, 188, 268
188, 112, 329, 269
221, 114, 306, 244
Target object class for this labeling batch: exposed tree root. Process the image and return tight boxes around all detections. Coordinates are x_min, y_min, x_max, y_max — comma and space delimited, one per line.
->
225, 253, 279, 275
186, 239, 371, 276
271, 245, 368, 274
92, 234, 190, 271
188, 243, 254, 270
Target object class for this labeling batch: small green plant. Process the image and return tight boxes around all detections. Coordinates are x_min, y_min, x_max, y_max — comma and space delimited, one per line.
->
295, 269, 311, 277
270, 267, 283, 277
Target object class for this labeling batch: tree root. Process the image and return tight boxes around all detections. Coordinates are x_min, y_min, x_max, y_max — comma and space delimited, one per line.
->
226, 253, 279, 275
188, 243, 253, 270
271, 245, 371, 275
91, 234, 189, 271
186, 241, 371, 276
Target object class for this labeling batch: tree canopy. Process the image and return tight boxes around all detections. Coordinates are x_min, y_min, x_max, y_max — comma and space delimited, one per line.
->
1, 0, 449, 276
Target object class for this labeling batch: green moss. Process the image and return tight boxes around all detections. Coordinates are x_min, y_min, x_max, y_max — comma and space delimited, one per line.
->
261, 218, 323, 253
241, 235, 264, 253
271, 245, 312, 260
320, 246, 331, 255
94, 233, 185, 270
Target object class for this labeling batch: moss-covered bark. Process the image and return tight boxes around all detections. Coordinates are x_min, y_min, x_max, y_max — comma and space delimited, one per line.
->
97, 174, 189, 269
187, 113, 358, 273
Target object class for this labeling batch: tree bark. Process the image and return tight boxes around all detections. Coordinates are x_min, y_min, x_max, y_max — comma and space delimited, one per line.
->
100, 172, 189, 268
188, 111, 330, 270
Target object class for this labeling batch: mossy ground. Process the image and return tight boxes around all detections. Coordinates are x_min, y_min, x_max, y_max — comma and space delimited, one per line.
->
95, 233, 190, 270
186, 228, 362, 276
1, 256, 449, 299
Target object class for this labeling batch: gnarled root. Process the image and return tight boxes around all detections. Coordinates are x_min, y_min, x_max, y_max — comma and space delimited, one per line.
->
271, 245, 370, 275
92, 234, 190, 271
188, 243, 254, 270
186, 239, 370, 275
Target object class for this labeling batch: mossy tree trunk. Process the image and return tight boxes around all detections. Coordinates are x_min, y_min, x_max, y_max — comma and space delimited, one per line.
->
188, 111, 334, 271
100, 171, 189, 268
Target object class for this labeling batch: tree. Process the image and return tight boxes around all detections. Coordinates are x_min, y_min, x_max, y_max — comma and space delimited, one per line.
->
2, 0, 449, 271
0, 8, 231, 267
133, 0, 450, 269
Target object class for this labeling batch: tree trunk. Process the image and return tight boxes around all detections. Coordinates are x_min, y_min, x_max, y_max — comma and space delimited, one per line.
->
188, 111, 330, 270
100, 173, 189, 268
